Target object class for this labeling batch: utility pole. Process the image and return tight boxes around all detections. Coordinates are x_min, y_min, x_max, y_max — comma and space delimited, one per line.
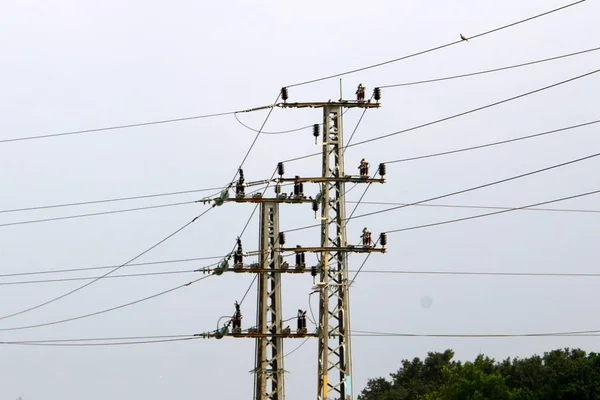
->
212, 177, 315, 400
254, 200, 284, 399
203, 85, 386, 400
280, 84, 386, 400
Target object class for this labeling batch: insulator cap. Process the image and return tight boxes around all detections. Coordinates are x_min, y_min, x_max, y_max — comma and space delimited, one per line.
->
378, 163, 386, 177
277, 162, 285, 176
313, 124, 320, 138
281, 87, 289, 102
374, 87, 381, 101
379, 232, 387, 247
279, 232, 286, 245
312, 200, 319, 212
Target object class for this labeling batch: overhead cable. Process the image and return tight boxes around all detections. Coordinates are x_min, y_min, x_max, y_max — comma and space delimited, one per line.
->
385, 188, 600, 235
0, 274, 214, 332
285, 0, 587, 88
0, 206, 215, 322
380, 46, 600, 88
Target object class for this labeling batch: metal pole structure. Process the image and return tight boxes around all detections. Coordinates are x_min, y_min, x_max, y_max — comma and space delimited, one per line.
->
254, 201, 285, 400
317, 105, 352, 400
212, 88, 384, 400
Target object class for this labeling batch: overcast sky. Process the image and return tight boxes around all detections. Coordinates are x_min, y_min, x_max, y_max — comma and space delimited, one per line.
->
1, 0, 600, 399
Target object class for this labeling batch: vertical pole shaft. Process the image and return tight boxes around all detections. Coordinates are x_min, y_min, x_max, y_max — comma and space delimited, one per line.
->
254, 202, 284, 400
317, 105, 353, 400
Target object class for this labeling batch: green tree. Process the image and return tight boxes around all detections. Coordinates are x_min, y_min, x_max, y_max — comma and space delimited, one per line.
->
359, 348, 600, 400
358, 350, 457, 400
425, 357, 517, 400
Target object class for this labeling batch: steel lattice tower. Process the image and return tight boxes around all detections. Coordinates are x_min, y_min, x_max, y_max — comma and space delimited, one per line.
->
208, 88, 385, 400
254, 201, 285, 400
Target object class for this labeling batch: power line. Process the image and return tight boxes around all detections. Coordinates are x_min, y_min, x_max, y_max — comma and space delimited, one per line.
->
232, 93, 281, 183
0, 185, 228, 215
0, 274, 214, 332
0, 206, 215, 322
0, 2, 586, 147
347, 67, 600, 150
12, 263, 600, 287
235, 169, 280, 308
0, 266, 217, 286
4, 186, 596, 232
379, 46, 600, 88
0, 111, 239, 144
0, 172, 298, 229
352, 150, 600, 222
286, 150, 600, 234
2, 337, 200, 347
385, 188, 600, 235
0, 255, 222, 279
351, 329, 600, 338
1, 92, 277, 321
0, 200, 197, 228
280, 70, 600, 166
385, 119, 600, 164
1, 334, 195, 343
344, 95, 373, 151
353, 270, 600, 278
0, 103, 278, 145
284, 0, 587, 88
352, 200, 600, 214
234, 113, 311, 135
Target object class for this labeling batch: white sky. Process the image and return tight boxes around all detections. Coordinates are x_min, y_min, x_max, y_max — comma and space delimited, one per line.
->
1, 1, 599, 399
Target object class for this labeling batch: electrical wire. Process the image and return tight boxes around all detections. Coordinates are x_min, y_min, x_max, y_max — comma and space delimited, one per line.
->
232, 93, 281, 184
4, 188, 595, 234
0, 92, 279, 325
0, 274, 214, 332
282, 336, 312, 358
234, 113, 312, 135
234, 171, 278, 307
0, 255, 223, 279
385, 188, 600, 235
379, 46, 600, 88
1, 334, 195, 343
385, 119, 600, 164
1, 3, 584, 145
12, 265, 600, 287
349, 241, 378, 287
354, 150, 600, 222
279, 70, 600, 166
284, 1, 587, 88
350, 270, 600, 278
347, 155, 600, 284
284, 147, 600, 235
1, 337, 200, 347
0, 264, 219, 286
0, 185, 229, 215
0, 103, 276, 144
0, 206, 215, 322
344, 94, 374, 152
347, 67, 600, 150
351, 200, 600, 215
351, 328, 600, 338
0, 200, 197, 228
318, 192, 600, 285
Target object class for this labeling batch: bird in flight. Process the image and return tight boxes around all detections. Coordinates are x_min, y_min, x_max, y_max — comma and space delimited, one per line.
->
460, 34, 469, 42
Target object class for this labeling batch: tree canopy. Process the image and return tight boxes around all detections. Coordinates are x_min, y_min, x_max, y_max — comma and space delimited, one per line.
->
358, 348, 600, 400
